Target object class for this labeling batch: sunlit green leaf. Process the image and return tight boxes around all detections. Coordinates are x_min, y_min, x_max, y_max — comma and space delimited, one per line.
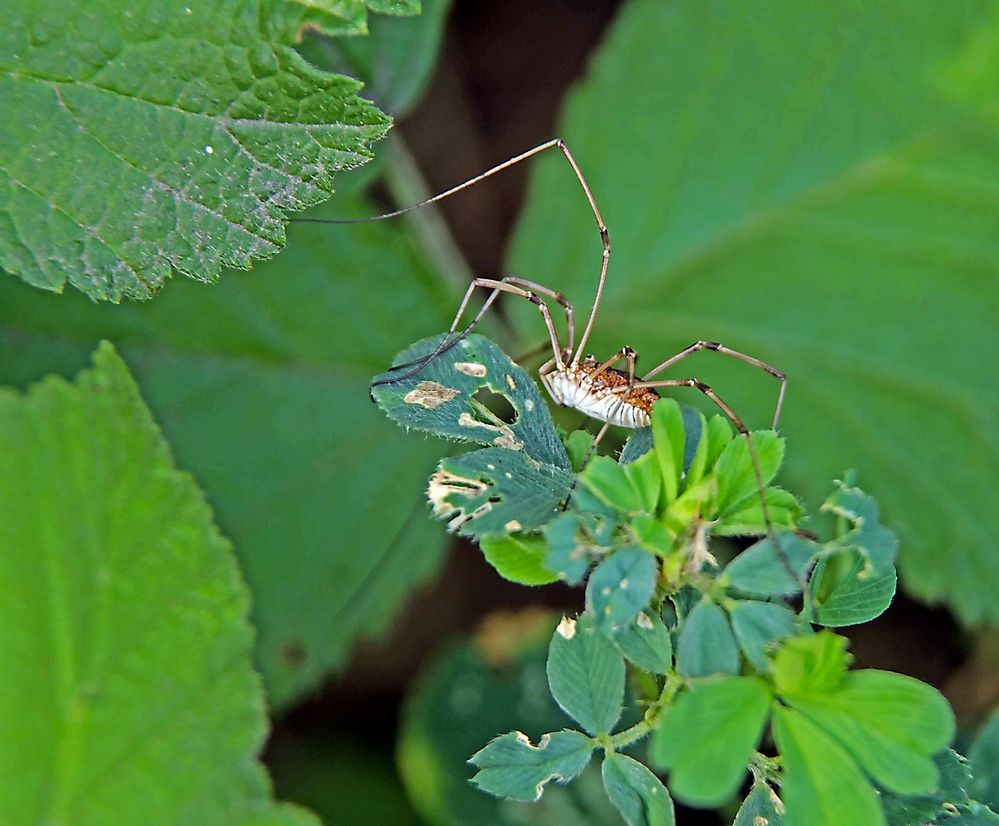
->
0, 344, 315, 824
772, 705, 884, 826
650, 399, 685, 504
773, 631, 852, 697
650, 677, 771, 807
480, 534, 559, 586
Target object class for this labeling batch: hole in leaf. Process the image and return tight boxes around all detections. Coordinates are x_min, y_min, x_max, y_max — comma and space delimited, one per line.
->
473, 387, 518, 425
280, 639, 307, 669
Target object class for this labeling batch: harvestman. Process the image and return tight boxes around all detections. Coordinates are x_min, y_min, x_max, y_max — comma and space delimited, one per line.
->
294, 140, 792, 570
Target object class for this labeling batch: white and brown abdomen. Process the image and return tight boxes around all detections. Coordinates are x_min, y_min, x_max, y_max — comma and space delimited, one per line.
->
542, 359, 658, 428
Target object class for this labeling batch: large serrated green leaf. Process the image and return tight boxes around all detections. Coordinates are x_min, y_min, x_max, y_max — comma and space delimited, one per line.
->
297, 0, 447, 117
0, 187, 457, 707
0, 344, 315, 825
0, 0, 392, 301
772, 705, 884, 826
506, 0, 999, 625
650, 676, 772, 807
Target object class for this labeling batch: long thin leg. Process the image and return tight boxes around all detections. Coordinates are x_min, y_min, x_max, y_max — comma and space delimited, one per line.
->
372, 277, 564, 387
613, 377, 811, 602
292, 139, 609, 369
503, 277, 575, 358
641, 341, 787, 429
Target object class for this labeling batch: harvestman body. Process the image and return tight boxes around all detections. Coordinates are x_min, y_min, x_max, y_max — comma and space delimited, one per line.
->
294, 140, 790, 554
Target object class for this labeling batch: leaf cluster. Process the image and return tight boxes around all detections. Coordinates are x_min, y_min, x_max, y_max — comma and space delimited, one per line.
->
376, 332, 998, 826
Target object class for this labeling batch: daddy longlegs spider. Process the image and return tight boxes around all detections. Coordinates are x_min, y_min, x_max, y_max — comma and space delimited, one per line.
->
293, 138, 805, 596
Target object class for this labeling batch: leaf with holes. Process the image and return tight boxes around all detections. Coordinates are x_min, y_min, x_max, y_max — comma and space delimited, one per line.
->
428, 447, 572, 539
809, 549, 897, 627
469, 730, 594, 803
373, 333, 570, 470
508, 0, 999, 625
0, 0, 399, 301
0, 344, 316, 824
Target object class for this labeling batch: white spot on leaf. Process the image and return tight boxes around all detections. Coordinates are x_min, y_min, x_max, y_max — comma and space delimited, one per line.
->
506, 374, 517, 390
405, 381, 459, 409
505, 520, 522, 532
204, 145, 214, 154
637, 612, 654, 630
556, 616, 577, 639
455, 361, 487, 377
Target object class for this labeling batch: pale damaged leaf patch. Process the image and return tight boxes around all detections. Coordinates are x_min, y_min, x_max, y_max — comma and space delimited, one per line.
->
374, 334, 572, 537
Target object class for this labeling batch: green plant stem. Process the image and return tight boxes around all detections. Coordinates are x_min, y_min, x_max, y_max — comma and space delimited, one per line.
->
603, 672, 684, 752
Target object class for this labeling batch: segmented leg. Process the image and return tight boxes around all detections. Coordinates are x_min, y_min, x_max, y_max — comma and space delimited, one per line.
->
642, 341, 787, 429
371, 277, 565, 387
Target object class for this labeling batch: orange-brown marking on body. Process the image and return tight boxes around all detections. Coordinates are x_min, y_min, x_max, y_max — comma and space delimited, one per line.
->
580, 357, 660, 414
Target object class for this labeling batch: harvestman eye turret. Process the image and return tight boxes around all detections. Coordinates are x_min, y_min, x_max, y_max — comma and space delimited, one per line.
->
292, 139, 797, 587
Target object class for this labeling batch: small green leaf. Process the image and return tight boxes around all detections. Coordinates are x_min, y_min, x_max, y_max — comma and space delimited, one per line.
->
622, 451, 663, 514
809, 549, 897, 627
373, 334, 570, 470
682, 411, 710, 487
733, 783, 785, 826
651, 399, 686, 505
586, 547, 658, 635
611, 610, 673, 675
676, 599, 740, 678
480, 535, 559, 586
715, 487, 803, 536
650, 677, 772, 807
0, 344, 314, 823
881, 750, 975, 826
619, 427, 654, 465
601, 753, 675, 826
723, 534, 818, 597
786, 670, 955, 795
773, 631, 852, 697
429, 447, 572, 539
970, 710, 999, 811
704, 415, 735, 471
543, 513, 593, 585
469, 730, 594, 803
714, 432, 785, 516
632, 513, 675, 556
565, 429, 596, 472
772, 705, 885, 826
547, 614, 626, 736
728, 601, 798, 673
581, 456, 646, 514
822, 481, 898, 575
